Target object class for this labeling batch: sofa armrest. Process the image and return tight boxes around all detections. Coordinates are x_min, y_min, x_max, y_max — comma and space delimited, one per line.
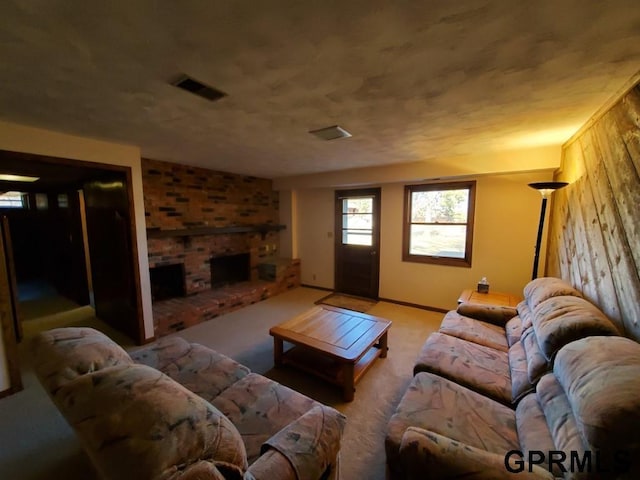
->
165, 460, 228, 480
399, 427, 554, 480
249, 405, 345, 480
244, 449, 296, 480
456, 303, 518, 327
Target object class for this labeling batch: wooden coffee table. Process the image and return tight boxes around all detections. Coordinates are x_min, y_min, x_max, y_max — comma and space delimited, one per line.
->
269, 305, 391, 401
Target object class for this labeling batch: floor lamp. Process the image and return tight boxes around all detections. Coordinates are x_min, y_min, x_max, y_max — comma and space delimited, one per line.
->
528, 181, 568, 280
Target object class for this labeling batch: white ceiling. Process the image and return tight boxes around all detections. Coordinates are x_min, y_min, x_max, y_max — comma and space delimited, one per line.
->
1, 1, 639, 179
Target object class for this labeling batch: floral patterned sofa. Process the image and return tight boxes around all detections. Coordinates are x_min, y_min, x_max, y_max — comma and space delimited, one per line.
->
387, 335, 640, 479
32, 327, 345, 480
385, 277, 639, 479
412, 277, 621, 406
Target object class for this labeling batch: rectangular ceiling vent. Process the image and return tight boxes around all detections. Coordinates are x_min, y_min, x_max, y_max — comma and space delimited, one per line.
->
309, 125, 352, 141
172, 75, 227, 102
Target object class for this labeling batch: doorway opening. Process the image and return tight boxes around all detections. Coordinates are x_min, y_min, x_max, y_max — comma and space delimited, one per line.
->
0, 150, 142, 346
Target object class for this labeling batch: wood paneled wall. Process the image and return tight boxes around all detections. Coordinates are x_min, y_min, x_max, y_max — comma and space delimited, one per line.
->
547, 83, 640, 341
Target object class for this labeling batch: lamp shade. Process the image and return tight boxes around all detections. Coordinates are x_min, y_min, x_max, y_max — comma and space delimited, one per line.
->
528, 181, 569, 198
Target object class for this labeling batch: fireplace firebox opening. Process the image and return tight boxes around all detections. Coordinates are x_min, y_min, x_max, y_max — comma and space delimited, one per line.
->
150, 263, 186, 301
211, 253, 250, 288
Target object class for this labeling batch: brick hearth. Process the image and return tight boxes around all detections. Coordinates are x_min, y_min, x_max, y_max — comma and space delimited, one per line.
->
153, 259, 300, 336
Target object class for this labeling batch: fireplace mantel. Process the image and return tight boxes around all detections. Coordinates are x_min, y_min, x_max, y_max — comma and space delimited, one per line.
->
147, 224, 285, 240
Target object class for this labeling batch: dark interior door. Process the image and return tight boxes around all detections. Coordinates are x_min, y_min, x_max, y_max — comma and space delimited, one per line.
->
83, 175, 140, 343
52, 190, 90, 305
334, 188, 381, 299
1, 216, 23, 342
0, 216, 23, 393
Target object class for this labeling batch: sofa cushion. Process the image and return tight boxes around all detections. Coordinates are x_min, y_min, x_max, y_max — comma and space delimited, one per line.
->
398, 427, 554, 480
54, 364, 248, 480
517, 300, 534, 331
212, 373, 319, 463
131, 336, 250, 401
413, 332, 512, 405
522, 277, 583, 310
505, 315, 525, 347
535, 374, 586, 457
129, 335, 192, 369
507, 341, 535, 403
455, 303, 518, 327
531, 296, 620, 361
520, 327, 548, 385
439, 310, 509, 352
515, 393, 559, 476
554, 336, 640, 469
32, 326, 133, 395
385, 372, 518, 472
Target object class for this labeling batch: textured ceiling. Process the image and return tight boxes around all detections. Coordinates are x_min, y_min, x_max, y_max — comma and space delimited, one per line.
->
1, 1, 639, 179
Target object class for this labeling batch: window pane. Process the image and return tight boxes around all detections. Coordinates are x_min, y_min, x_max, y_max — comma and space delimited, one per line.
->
342, 213, 372, 230
0, 191, 26, 208
411, 189, 469, 223
343, 197, 372, 214
35, 193, 48, 210
57, 194, 69, 208
343, 230, 372, 246
409, 224, 466, 258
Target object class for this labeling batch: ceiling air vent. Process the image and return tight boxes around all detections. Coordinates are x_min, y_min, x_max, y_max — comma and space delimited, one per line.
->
172, 75, 227, 102
309, 125, 352, 140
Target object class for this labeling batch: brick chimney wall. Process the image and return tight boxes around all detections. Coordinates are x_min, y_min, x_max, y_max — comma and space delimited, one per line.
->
142, 158, 280, 295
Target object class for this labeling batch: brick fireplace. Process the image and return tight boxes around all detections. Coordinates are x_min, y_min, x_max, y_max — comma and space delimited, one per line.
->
143, 158, 300, 337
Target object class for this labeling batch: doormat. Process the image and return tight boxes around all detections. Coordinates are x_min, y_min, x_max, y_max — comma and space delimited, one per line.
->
315, 293, 378, 313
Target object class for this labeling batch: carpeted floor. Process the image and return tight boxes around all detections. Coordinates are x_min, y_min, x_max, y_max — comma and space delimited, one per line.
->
0, 286, 444, 480
315, 292, 378, 313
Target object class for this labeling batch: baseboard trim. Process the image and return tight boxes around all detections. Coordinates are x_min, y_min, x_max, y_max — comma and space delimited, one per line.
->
297, 286, 448, 314
140, 335, 157, 345
378, 297, 448, 314
0, 384, 23, 399
300, 284, 334, 292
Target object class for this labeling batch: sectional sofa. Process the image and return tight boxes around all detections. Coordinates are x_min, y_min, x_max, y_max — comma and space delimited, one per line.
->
31, 327, 345, 480
386, 277, 640, 479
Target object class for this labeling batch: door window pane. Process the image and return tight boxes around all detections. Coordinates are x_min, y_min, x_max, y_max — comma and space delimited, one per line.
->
342, 197, 373, 246
342, 230, 372, 246
343, 198, 372, 214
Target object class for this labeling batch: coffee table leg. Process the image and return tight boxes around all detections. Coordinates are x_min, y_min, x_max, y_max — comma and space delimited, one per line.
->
343, 363, 355, 402
273, 337, 283, 367
378, 331, 388, 358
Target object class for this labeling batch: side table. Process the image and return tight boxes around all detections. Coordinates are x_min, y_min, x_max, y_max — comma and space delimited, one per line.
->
457, 289, 521, 307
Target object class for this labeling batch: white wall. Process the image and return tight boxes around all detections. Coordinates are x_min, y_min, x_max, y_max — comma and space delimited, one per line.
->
297, 188, 336, 287
0, 120, 154, 341
274, 145, 560, 190
295, 170, 555, 310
